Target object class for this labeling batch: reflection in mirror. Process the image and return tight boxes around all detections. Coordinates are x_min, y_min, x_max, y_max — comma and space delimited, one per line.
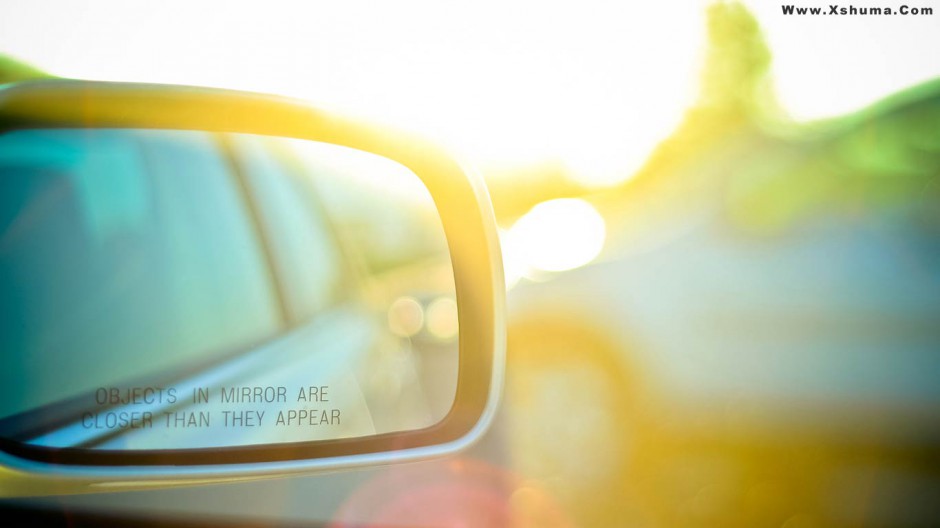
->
0, 129, 458, 452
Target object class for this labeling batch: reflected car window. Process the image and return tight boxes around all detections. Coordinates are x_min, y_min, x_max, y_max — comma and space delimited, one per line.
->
229, 134, 346, 324
0, 129, 282, 421
283, 138, 452, 275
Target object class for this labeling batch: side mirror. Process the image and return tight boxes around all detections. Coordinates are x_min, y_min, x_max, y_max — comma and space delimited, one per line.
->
0, 80, 504, 496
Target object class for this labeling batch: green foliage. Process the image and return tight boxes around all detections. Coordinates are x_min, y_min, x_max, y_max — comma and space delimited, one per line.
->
699, 1, 772, 113
728, 81, 940, 233
619, 1, 940, 236
0, 54, 53, 84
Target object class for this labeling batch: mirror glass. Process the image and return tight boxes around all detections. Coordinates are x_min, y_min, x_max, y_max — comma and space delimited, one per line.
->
0, 129, 458, 452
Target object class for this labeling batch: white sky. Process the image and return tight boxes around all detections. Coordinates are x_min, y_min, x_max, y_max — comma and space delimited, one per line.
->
1, 0, 937, 184
748, 0, 940, 120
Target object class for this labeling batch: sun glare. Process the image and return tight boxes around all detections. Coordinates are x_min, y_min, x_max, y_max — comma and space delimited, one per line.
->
2, 1, 931, 180
0, 0, 705, 180
503, 199, 606, 286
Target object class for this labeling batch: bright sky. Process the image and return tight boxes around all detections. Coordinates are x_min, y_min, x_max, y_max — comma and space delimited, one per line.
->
1, 0, 937, 186
747, 0, 940, 120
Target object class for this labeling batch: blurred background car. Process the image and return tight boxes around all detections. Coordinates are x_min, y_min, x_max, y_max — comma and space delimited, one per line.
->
491, 5, 940, 526
2, 1, 939, 526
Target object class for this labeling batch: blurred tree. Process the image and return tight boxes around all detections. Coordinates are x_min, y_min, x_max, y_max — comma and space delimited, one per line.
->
604, 1, 775, 232
698, 1, 772, 116
653, 0, 775, 149
485, 3, 777, 225
603, 0, 940, 243
631, 1, 775, 179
